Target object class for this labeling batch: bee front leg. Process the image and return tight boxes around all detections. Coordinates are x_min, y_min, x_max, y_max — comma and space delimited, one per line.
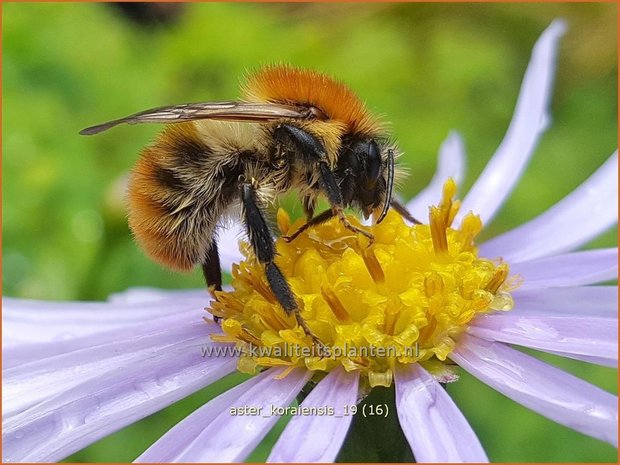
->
316, 161, 374, 243
274, 123, 373, 242
240, 181, 324, 348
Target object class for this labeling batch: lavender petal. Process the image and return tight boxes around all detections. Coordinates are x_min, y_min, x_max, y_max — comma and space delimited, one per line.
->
268, 367, 359, 463
456, 20, 566, 226
468, 313, 617, 367
480, 152, 618, 263
2, 324, 236, 462
3, 318, 221, 417
136, 367, 311, 463
541, 351, 618, 367
510, 248, 617, 290
406, 131, 466, 219
395, 364, 488, 462
107, 287, 211, 304
3, 305, 212, 370
451, 334, 618, 446
511, 286, 617, 318
216, 220, 245, 272
2, 296, 207, 348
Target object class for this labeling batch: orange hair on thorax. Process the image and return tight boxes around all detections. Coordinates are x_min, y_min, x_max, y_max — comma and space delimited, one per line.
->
242, 65, 384, 137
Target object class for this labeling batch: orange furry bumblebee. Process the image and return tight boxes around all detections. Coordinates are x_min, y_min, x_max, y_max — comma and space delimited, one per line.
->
81, 65, 415, 340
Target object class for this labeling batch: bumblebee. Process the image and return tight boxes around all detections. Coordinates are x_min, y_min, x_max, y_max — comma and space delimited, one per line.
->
81, 65, 416, 340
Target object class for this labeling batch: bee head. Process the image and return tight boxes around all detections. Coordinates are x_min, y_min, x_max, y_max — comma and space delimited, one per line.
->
337, 138, 395, 223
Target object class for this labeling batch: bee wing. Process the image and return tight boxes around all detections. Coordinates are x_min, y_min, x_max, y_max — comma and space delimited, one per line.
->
79, 101, 311, 135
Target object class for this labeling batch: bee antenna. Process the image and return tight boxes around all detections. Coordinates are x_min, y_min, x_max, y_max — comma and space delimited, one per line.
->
377, 148, 394, 224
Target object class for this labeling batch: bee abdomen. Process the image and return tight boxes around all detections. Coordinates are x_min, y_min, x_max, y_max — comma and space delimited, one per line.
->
128, 124, 217, 272
128, 120, 274, 272
129, 171, 212, 272
153, 166, 186, 192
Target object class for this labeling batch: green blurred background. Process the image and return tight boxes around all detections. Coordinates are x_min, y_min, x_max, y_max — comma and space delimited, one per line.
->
2, 2, 617, 462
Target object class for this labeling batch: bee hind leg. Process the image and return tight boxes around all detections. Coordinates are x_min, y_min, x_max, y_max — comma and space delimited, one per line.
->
202, 242, 223, 322
241, 181, 325, 349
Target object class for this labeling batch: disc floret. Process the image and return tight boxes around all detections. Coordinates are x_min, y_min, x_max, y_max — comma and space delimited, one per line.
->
209, 179, 516, 387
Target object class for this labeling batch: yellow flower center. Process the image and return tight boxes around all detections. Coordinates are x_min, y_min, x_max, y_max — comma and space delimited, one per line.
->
209, 179, 517, 387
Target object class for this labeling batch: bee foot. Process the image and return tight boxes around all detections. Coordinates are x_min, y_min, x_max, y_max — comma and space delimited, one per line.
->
295, 312, 328, 354
207, 285, 220, 300
341, 220, 374, 243
282, 227, 305, 242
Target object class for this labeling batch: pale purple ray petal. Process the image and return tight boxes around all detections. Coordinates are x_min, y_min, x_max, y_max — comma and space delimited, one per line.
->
107, 287, 211, 304
216, 219, 245, 273
3, 325, 237, 462
480, 151, 618, 263
511, 286, 617, 318
510, 248, 617, 290
2, 306, 208, 369
3, 318, 221, 416
268, 366, 359, 463
406, 131, 466, 220
2, 296, 207, 348
394, 364, 488, 463
136, 367, 311, 463
456, 20, 566, 226
450, 334, 618, 446
468, 313, 617, 367
542, 351, 617, 367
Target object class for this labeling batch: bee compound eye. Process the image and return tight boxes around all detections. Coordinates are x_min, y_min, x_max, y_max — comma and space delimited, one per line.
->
365, 140, 382, 188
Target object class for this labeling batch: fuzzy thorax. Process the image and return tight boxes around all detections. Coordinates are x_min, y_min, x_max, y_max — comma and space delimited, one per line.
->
208, 179, 517, 388
242, 65, 385, 137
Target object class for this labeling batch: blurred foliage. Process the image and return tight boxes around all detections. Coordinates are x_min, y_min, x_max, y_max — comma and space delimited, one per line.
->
2, 2, 617, 463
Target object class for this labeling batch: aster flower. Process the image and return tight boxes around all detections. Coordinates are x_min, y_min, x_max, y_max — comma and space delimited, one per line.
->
3, 19, 617, 463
